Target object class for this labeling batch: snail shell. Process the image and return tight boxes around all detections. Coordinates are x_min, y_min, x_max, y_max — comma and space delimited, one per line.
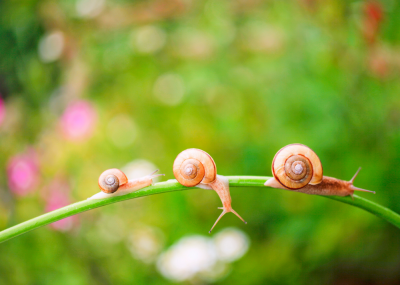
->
173, 149, 217, 187
98, 168, 128, 194
173, 148, 246, 232
272, 144, 323, 190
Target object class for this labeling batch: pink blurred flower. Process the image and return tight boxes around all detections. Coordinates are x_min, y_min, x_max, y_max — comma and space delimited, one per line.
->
362, 1, 384, 45
60, 100, 97, 141
368, 50, 388, 78
0, 96, 5, 126
45, 179, 76, 231
7, 150, 40, 196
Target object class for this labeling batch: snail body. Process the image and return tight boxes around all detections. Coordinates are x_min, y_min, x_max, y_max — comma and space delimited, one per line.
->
173, 148, 246, 233
264, 144, 375, 198
89, 169, 163, 200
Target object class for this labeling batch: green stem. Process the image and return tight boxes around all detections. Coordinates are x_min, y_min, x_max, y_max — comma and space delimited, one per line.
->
0, 176, 399, 243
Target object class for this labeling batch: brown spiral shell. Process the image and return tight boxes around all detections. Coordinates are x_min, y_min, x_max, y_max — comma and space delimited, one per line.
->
272, 144, 323, 190
173, 149, 217, 187
98, 168, 128, 194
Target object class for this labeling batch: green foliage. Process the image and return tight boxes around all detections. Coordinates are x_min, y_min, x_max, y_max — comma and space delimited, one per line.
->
1, 0, 400, 284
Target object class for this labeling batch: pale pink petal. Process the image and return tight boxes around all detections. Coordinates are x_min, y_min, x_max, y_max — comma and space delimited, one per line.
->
60, 100, 97, 141
7, 150, 40, 196
45, 186, 76, 232
0, 96, 5, 126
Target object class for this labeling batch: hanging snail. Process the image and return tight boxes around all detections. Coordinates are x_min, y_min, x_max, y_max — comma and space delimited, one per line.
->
173, 148, 247, 233
264, 144, 375, 198
88, 168, 164, 200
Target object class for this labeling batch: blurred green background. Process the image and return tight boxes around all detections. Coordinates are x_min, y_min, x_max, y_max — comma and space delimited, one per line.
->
1, 0, 400, 284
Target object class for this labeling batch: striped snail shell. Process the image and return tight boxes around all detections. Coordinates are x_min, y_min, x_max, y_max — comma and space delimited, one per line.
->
98, 168, 128, 194
173, 149, 217, 187
272, 144, 323, 190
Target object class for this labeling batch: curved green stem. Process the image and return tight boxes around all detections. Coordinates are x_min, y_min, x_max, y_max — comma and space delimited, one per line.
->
0, 176, 399, 243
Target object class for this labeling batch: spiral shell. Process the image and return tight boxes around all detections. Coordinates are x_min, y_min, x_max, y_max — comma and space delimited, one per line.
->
98, 168, 128, 194
173, 149, 217, 187
272, 144, 323, 190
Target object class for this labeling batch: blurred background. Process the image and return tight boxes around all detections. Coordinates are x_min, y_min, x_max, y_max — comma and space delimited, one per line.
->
0, 0, 400, 284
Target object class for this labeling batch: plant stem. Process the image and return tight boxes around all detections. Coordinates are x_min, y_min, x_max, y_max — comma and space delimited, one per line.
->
0, 176, 399, 243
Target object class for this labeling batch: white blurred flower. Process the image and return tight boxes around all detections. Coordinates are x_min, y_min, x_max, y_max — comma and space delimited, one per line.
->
127, 226, 165, 264
107, 114, 137, 148
156, 228, 249, 282
132, 26, 167, 54
173, 29, 214, 59
199, 261, 230, 283
76, 0, 105, 18
157, 236, 217, 282
153, 73, 185, 106
213, 228, 250, 262
122, 159, 161, 182
38, 31, 64, 63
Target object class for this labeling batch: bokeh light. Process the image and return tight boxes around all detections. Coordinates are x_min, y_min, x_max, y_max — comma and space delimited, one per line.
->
122, 159, 161, 182
153, 73, 185, 106
59, 100, 97, 141
38, 31, 65, 63
132, 25, 167, 54
127, 225, 165, 264
76, 0, 105, 18
213, 227, 250, 262
7, 149, 40, 196
44, 179, 76, 232
106, 114, 137, 149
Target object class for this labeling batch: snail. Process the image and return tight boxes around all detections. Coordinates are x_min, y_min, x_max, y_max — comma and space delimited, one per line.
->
264, 144, 375, 198
88, 168, 164, 200
173, 148, 246, 233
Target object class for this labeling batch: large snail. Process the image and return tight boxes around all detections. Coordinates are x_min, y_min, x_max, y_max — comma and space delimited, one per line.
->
264, 144, 375, 197
173, 148, 246, 233
88, 168, 164, 200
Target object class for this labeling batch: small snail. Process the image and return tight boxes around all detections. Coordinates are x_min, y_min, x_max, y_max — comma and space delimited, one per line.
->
173, 148, 246, 233
88, 168, 164, 200
264, 144, 375, 197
